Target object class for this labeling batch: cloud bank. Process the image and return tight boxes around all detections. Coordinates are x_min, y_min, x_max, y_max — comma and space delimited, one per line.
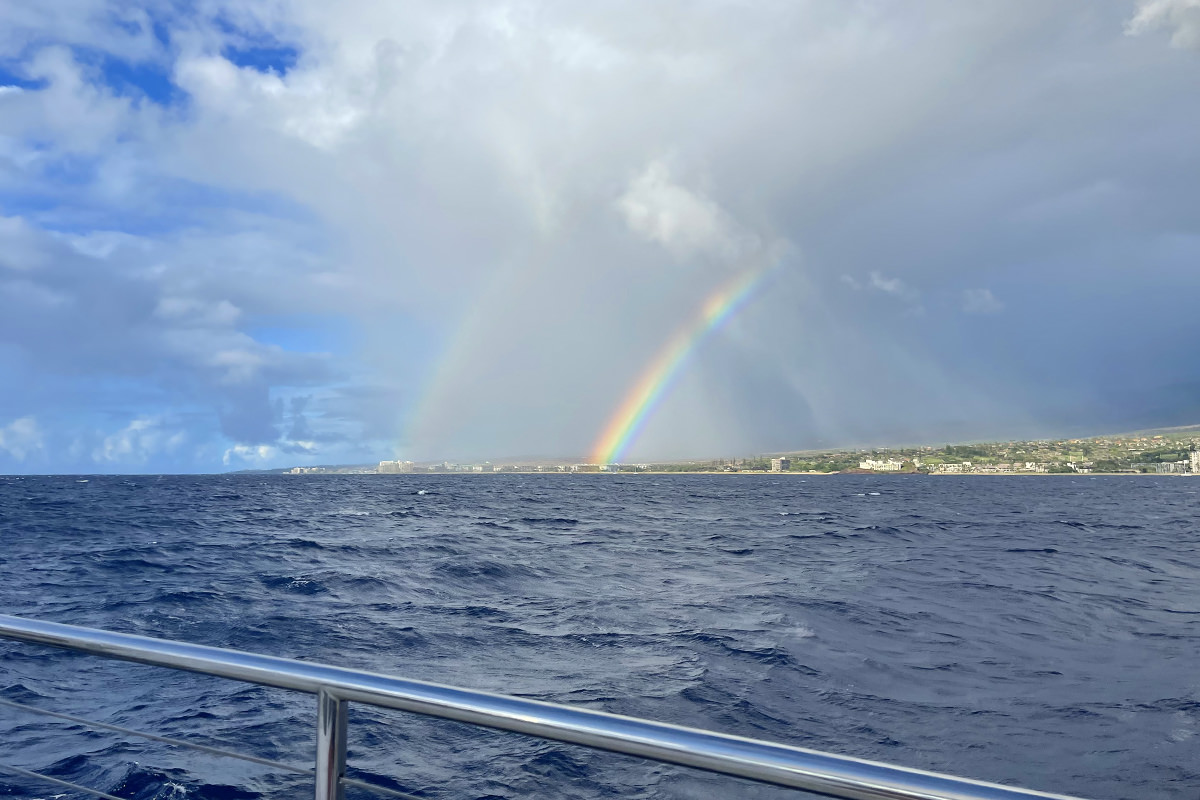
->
1, 1, 1199, 471
1127, 0, 1200, 49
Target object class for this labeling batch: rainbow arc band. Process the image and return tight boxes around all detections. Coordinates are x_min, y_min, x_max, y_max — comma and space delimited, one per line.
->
589, 269, 770, 465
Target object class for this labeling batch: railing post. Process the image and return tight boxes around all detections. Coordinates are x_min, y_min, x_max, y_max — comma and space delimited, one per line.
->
315, 689, 347, 800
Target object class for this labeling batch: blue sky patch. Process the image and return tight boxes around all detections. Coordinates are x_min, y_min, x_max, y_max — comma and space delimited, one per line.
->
222, 42, 300, 75
210, 16, 299, 76
211, 14, 300, 76
247, 315, 356, 357
0, 61, 47, 91
74, 48, 181, 107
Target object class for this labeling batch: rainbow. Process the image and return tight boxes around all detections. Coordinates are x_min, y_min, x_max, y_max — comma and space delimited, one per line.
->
589, 269, 770, 464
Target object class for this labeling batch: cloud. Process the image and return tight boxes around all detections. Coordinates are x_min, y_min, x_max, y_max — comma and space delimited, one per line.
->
1127, 0, 1200, 49
1, 2, 1200, 467
0, 417, 43, 461
0, 216, 50, 271
868, 271, 919, 302
223, 443, 279, 466
0, 212, 348, 458
843, 271, 921, 306
93, 417, 185, 464
617, 160, 759, 262
963, 288, 1005, 315
177, 54, 367, 151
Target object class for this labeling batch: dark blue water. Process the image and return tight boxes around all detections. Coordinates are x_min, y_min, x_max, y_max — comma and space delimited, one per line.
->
0, 475, 1196, 800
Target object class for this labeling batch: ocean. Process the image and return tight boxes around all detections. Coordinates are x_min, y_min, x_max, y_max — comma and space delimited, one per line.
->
0, 474, 1196, 800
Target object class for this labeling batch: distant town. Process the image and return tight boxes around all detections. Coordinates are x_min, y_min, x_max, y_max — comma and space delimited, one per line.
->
281, 426, 1200, 476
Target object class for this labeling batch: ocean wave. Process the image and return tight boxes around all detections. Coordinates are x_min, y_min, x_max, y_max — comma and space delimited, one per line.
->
0, 474, 1195, 799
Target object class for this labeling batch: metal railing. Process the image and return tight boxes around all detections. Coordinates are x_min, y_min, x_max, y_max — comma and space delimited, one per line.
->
0, 614, 1089, 800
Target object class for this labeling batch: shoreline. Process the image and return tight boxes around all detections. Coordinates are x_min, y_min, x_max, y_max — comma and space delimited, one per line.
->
361, 470, 1198, 477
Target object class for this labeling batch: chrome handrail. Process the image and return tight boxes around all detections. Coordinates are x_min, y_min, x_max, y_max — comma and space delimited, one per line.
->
0, 614, 1089, 800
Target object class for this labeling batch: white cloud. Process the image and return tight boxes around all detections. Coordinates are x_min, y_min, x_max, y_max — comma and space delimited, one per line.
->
1127, 0, 1200, 49
617, 160, 759, 262
64, 230, 151, 259
844, 271, 920, 303
13, 46, 142, 155
223, 443, 279, 466
94, 417, 185, 464
175, 54, 366, 151
841, 271, 924, 316
963, 288, 1005, 315
0, 3, 163, 62
0, 416, 43, 461
868, 271, 918, 301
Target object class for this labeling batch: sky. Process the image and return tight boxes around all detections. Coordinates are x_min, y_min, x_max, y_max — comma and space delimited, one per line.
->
1, 1, 1199, 473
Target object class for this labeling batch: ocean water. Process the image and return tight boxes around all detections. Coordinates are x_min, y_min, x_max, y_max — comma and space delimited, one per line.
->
0, 474, 1196, 800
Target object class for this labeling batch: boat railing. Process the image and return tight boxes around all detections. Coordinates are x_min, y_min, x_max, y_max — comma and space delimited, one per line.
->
0, 614, 1090, 800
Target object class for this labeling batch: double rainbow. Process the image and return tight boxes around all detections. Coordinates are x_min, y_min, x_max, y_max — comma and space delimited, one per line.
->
589, 269, 769, 464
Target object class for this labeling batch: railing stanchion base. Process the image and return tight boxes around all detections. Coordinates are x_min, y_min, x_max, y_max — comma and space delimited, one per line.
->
316, 689, 348, 800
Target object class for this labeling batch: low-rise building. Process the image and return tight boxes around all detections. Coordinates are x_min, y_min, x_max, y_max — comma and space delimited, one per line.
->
859, 458, 903, 471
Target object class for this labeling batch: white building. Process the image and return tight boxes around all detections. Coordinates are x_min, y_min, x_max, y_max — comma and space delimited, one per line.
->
1191, 451, 1200, 473
859, 458, 903, 471
770, 457, 791, 472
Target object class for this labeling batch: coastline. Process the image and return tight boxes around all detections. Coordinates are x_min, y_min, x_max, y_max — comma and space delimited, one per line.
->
361, 470, 1198, 477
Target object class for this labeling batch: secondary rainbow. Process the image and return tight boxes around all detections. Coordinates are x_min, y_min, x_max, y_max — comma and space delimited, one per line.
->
589, 269, 769, 464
